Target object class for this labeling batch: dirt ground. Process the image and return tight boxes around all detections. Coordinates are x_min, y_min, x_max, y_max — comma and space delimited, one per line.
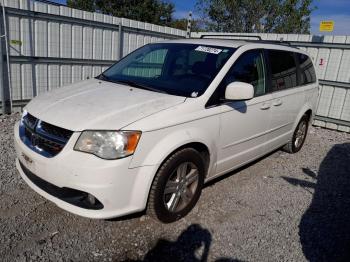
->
1, 113, 350, 261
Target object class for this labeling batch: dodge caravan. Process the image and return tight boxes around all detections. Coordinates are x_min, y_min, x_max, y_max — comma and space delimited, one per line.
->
14, 38, 319, 223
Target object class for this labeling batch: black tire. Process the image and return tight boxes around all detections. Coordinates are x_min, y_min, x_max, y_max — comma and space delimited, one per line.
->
283, 114, 309, 153
147, 148, 205, 223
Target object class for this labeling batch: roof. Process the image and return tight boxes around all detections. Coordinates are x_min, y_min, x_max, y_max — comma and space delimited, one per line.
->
160, 38, 306, 54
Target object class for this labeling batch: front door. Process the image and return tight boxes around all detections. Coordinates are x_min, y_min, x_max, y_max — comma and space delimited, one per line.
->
214, 49, 273, 175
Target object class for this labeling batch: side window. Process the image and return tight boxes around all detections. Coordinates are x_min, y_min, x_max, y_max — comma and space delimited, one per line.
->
122, 49, 167, 78
268, 50, 298, 91
297, 53, 317, 85
220, 50, 266, 97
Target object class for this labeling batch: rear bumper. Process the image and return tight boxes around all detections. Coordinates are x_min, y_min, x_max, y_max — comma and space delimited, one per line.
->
14, 122, 158, 219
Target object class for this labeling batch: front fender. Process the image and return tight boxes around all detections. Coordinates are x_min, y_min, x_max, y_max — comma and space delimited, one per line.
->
129, 118, 220, 178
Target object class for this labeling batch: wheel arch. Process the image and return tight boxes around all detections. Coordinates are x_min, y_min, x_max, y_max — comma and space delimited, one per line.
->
130, 127, 216, 178
304, 108, 312, 119
160, 142, 211, 176
293, 106, 313, 131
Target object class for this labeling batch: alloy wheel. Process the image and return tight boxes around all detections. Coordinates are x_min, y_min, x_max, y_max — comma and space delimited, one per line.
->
163, 162, 199, 213
294, 121, 307, 148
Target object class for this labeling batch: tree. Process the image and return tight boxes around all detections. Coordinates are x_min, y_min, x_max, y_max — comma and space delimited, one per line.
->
67, 0, 175, 26
168, 18, 203, 32
195, 0, 315, 34
66, 0, 95, 12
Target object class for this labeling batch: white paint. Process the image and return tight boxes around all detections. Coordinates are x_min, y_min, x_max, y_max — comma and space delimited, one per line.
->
15, 40, 318, 220
224, 82, 254, 100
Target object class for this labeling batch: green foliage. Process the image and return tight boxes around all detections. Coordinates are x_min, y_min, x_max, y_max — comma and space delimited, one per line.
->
67, 0, 95, 12
67, 0, 175, 26
168, 18, 203, 32
196, 0, 315, 33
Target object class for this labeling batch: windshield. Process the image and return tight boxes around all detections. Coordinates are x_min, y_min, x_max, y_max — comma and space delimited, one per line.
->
100, 43, 236, 97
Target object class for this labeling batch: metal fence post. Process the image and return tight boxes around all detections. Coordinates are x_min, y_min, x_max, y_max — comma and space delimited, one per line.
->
0, 33, 4, 114
0, 2, 12, 114
117, 21, 123, 60
186, 11, 192, 39
27, 0, 37, 98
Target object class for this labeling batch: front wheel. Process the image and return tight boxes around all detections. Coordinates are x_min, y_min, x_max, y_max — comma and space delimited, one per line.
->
283, 114, 309, 153
147, 148, 205, 223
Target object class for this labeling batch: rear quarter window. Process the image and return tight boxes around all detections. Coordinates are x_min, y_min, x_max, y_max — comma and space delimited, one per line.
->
296, 53, 317, 85
268, 50, 298, 91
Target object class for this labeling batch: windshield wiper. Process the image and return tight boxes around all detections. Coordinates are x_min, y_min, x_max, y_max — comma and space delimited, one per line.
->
97, 75, 167, 94
114, 79, 167, 94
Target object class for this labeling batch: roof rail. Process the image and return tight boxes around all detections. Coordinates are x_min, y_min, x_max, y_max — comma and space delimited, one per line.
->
260, 39, 292, 47
199, 34, 295, 47
200, 34, 262, 40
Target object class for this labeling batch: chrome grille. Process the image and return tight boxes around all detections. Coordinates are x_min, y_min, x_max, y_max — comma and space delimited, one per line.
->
22, 112, 37, 130
19, 112, 73, 157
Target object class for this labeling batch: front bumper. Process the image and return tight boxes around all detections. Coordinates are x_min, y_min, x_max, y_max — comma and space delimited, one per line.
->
14, 122, 158, 219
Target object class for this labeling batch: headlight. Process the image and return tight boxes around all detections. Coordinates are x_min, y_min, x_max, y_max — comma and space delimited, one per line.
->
74, 131, 141, 160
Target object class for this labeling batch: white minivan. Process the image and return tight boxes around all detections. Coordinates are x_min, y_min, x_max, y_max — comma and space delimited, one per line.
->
14, 38, 319, 223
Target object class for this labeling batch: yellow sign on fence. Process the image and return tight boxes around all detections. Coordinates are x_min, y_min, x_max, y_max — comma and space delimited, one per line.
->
319, 21, 334, 32
10, 39, 22, 46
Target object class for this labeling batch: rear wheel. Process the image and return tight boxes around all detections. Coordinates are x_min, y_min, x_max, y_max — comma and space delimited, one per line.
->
147, 148, 205, 223
283, 114, 309, 153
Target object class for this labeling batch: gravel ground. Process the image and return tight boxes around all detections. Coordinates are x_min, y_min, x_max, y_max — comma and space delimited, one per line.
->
1, 113, 350, 262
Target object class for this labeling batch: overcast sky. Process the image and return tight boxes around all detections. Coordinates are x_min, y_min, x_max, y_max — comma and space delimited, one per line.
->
52, 0, 350, 35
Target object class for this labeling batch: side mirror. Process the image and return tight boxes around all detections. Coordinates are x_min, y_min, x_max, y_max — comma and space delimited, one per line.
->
225, 82, 254, 101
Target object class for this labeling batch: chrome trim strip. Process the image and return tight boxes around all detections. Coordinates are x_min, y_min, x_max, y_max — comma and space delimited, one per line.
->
35, 120, 68, 144
19, 114, 72, 158
19, 122, 54, 158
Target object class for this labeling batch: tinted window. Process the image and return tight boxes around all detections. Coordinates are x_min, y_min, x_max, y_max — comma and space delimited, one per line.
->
297, 53, 317, 85
219, 50, 266, 97
268, 50, 297, 91
102, 43, 235, 97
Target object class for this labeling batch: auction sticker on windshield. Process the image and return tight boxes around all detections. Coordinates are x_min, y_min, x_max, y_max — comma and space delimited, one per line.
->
195, 46, 222, 54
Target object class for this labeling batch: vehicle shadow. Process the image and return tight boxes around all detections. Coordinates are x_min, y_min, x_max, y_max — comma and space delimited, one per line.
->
106, 211, 145, 222
283, 143, 350, 262
126, 224, 242, 262
227, 101, 247, 114
205, 148, 281, 187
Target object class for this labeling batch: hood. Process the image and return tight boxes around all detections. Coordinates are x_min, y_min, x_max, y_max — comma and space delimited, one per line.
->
25, 79, 186, 131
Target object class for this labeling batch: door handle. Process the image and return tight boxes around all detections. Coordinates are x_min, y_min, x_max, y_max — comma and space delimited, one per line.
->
273, 99, 283, 106
260, 103, 271, 110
